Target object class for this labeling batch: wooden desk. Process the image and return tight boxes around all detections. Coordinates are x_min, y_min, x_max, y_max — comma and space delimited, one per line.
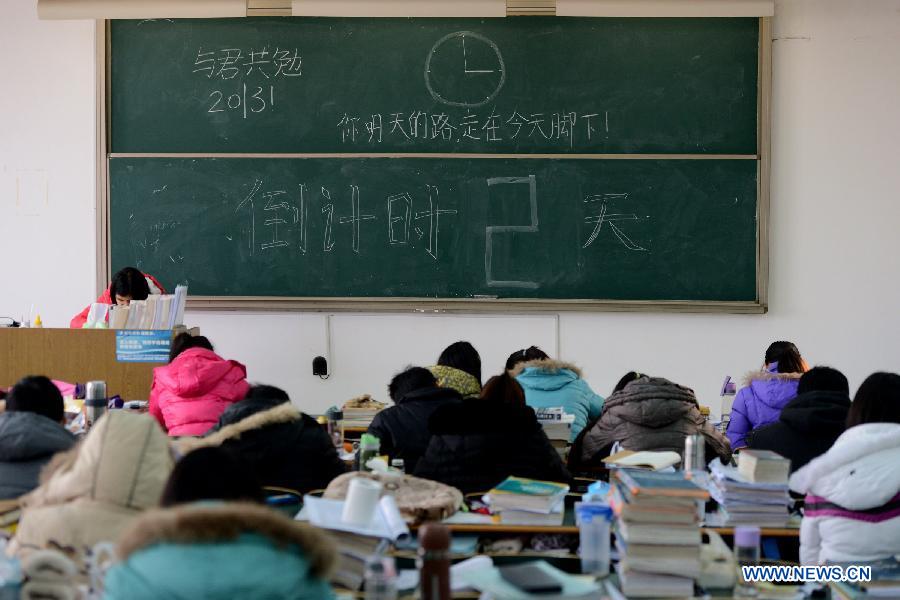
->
0, 328, 160, 400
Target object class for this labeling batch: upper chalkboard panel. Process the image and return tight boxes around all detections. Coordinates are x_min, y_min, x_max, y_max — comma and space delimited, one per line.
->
109, 17, 759, 155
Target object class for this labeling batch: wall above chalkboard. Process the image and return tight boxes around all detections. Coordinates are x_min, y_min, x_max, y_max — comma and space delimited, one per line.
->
104, 16, 771, 312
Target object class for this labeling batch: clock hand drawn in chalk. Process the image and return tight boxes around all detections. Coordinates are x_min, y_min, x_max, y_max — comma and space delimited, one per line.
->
425, 31, 506, 108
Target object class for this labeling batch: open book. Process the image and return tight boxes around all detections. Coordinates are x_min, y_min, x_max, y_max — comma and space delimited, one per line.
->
299, 494, 409, 542
603, 450, 682, 471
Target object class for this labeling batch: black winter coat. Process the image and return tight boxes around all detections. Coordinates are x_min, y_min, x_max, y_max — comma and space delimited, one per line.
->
413, 399, 572, 494
202, 397, 347, 494
747, 390, 850, 473
367, 386, 461, 473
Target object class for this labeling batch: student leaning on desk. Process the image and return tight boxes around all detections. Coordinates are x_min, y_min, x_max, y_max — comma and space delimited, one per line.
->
69, 266, 165, 329
0, 376, 75, 499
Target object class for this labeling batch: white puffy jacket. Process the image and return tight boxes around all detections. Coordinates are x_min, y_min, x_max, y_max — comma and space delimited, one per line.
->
789, 423, 900, 565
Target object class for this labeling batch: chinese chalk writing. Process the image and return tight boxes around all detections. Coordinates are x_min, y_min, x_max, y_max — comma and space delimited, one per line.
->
336, 109, 606, 147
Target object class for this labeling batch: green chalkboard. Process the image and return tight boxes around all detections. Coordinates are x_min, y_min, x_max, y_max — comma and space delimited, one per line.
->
109, 157, 758, 301
110, 17, 759, 155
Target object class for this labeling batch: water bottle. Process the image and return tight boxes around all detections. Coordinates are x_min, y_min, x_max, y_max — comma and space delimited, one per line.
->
733, 526, 760, 597
358, 434, 380, 472
0, 540, 21, 600
576, 503, 613, 576
363, 555, 397, 600
84, 381, 108, 429
326, 407, 344, 449
683, 433, 706, 474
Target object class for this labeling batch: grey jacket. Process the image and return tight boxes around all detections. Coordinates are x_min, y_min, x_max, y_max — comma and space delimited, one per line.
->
0, 411, 76, 500
578, 376, 731, 464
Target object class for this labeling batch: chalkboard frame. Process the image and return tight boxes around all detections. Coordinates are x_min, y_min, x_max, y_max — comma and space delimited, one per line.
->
97, 17, 772, 314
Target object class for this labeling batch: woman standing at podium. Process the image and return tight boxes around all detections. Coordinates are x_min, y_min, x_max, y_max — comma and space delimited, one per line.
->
70, 267, 165, 328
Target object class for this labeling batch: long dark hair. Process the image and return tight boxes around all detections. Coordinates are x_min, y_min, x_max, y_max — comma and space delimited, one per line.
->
764, 341, 805, 374
481, 372, 525, 406
160, 446, 264, 507
847, 372, 900, 428
613, 371, 642, 393
505, 346, 550, 371
437, 341, 482, 384
110, 267, 151, 301
169, 332, 214, 362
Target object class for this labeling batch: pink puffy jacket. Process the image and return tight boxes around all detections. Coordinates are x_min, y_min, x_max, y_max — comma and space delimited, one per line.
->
149, 347, 249, 437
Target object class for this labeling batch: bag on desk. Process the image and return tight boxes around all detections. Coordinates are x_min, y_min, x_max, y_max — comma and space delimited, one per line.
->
323, 472, 462, 524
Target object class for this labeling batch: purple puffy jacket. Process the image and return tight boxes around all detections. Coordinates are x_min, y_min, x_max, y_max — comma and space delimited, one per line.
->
726, 365, 802, 449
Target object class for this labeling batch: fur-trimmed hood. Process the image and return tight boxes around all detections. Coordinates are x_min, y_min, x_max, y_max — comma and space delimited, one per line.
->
742, 368, 803, 387
117, 502, 335, 577
103, 503, 337, 600
176, 398, 347, 495
739, 367, 802, 411
178, 401, 301, 454
510, 358, 584, 379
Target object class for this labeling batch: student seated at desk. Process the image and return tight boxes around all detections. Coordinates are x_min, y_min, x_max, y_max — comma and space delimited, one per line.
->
160, 446, 264, 506
149, 333, 250, 437
790, 372, 900, 565
0, 376, 76, 499
414, 372, 571, 493
572, 373, 731, 469
367, 366, 462, 473
748, 366, 851, 473
726, 340, 807, 450
180, 385, 346, 495
103, 502, 336, 600
9, 411, 173, 566
429, 341, 482, 400
507, 345, 604, 441
69, 266, 165, 328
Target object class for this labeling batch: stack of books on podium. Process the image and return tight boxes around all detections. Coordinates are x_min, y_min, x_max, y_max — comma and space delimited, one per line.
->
611, 470, 708, 598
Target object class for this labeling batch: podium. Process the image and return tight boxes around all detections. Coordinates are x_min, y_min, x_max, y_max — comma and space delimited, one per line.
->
0, 329, 161, 400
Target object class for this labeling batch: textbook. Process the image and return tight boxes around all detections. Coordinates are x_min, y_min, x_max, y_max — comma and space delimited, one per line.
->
610, 483, 698, 525
488, 477, 570, 513
615, 470, 709, 500
499, 499, 565, 526
738, 449, 791, 484
603, 450, 682, 471
614, 538, 701, 578
615, 519, 702, 546
615, 561, 695, 598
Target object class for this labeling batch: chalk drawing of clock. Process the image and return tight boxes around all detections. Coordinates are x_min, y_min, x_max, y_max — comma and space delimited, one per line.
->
424, 31, 506, 108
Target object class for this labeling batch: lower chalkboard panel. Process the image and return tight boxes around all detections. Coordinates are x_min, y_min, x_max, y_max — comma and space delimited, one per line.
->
109, 157, 758, 302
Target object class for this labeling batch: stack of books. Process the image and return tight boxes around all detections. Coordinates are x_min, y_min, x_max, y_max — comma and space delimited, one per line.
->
485, 476, 570, 526
708, 454, 791, 527
341, 395, 387, 429
299, 494, 409, 591
536, 407, 575, 458
109, 284, 188, 330
612, 470, 708, 598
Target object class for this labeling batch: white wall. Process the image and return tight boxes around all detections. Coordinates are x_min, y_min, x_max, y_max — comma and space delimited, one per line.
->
3, 0, 900, 416
0, 1, 96, 327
